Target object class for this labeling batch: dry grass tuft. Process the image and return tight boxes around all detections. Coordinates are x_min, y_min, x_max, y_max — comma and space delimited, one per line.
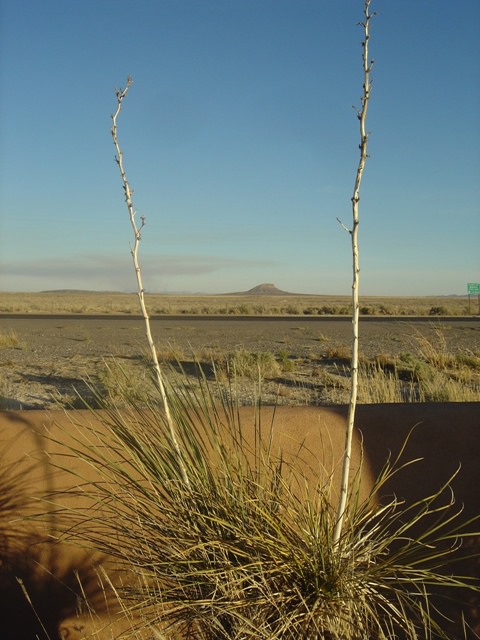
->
0, 330, 23, 349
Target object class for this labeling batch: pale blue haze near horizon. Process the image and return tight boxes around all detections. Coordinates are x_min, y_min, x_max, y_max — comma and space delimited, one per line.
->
0, 0, 479, 296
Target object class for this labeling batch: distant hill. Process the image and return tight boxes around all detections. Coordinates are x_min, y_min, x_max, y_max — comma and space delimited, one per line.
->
227, 283, 294, 296
39, 289, 118, 294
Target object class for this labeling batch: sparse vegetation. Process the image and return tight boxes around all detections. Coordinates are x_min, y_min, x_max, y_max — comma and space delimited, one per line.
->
0, 320, 478, 408
0, 290, 473, 316
97, 359, 156, 405
324, 344, 352, 364
0, 330, 22, 349
227, 349, 281, 380
429, 305, 449, 316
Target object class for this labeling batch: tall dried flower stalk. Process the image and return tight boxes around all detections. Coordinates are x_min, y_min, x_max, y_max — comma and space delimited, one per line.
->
111, 78, 189, 486
334, 0, 375, 545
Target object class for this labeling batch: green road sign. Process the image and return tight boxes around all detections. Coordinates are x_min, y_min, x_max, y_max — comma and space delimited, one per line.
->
467, 283, 480, 295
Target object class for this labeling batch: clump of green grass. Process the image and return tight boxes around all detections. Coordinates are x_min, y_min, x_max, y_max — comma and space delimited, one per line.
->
57, 367, 479, 639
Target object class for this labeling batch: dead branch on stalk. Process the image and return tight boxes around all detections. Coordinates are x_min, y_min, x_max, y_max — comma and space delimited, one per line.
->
111, 77, 190, 487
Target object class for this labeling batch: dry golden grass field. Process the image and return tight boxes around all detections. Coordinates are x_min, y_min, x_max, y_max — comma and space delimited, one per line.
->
0, 290, 475, 317
1, 292, 479, 409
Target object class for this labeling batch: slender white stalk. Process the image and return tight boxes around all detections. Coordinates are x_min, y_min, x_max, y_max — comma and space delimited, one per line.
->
333, 1, 374, 546
111, 77, 189, 487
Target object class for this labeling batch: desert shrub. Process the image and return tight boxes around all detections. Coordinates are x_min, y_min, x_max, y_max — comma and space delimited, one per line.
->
98, 359, 156, 405
416, 372, 480, 403
54, 370, 480, 639
333, 305, 351, 315
252, 304, 268, 315
456, 351, 480, 370
324, 344, 352, 364
415, 327, 479, 373
0, 331, 22, 349
318, 304, 352, 315
359, 305, 374, 315
235, 303, 251, 315
429, 305, 449, 316
398, 353, 437, 383
284, 304, 301, 315
318, 305, 336, 315
358, 363, 411, 403
372, 353, 397, 371
277, 350, 296, 373
227, 349, 281, 380
156, 343, 187, 362
381, 351, 480, 403
378, 304, 395, 315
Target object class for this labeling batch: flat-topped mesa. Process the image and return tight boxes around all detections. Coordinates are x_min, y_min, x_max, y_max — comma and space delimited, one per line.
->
244, 283, 292, 295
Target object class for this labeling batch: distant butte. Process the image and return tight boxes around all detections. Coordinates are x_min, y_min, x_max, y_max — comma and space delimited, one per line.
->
228, 283, 293, 296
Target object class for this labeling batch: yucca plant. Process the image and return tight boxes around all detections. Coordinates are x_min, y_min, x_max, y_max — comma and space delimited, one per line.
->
54, 364, 479, 639
47, 3, 478, 637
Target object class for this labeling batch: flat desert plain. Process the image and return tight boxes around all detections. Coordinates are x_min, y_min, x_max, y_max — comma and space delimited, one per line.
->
0, 293, 479, 638
1, 311, 479, 408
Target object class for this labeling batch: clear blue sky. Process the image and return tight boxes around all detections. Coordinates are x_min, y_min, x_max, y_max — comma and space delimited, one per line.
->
1, 1, 479, 295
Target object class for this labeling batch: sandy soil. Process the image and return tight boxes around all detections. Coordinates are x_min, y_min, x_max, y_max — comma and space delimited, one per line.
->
1, 316, 479, 409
